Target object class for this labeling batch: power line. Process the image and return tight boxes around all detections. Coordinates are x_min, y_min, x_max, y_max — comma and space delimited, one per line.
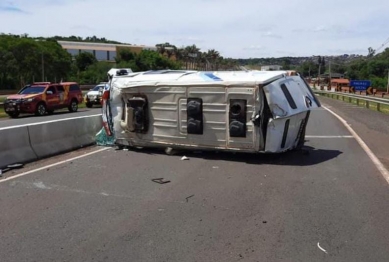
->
375, 36, 389, 54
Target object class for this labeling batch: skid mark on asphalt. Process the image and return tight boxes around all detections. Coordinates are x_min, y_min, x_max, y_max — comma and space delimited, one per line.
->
9, 180, 191, 205
0, 147, 109, 183
10, 180, 145, 200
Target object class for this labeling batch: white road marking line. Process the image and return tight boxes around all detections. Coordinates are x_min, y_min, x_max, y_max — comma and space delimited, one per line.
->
306, 135, 354, 138
322, 106, 389, 184
0, 147, 109, 183
317, 242, 328, 254
0, 114, 102, 131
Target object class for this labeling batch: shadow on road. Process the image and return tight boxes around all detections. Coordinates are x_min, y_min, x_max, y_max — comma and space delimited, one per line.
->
122, 145, 343, 167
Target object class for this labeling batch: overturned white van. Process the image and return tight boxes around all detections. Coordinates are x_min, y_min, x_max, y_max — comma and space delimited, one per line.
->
101, 69, 320, 153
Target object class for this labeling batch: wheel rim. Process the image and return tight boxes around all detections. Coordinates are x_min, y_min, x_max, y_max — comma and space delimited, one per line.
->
38, 105, 45, 115
72, 101, 78, 111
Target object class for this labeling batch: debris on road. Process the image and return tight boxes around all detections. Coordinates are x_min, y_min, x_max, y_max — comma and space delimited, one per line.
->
151, 178, 171, 184
181, 156, 189, 160
0, 163, 24, 177
317, 242, 328, 254
186, 195, 194, 202
165, 147, 180, 155
96, 128, 115, 146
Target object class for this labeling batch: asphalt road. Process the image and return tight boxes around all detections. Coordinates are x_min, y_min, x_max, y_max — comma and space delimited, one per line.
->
0, 107, 101, 128
1, 105, 389, 262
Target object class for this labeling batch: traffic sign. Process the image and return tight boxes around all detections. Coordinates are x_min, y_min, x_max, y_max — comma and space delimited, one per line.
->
350, 80, 371, 91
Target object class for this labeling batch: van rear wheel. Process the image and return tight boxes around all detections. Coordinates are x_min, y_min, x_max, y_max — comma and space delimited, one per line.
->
69, 99, 78, 112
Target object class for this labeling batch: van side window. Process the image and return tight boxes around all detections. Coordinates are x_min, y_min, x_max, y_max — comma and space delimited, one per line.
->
70, 84, 80, 91
57, 85, 65, 92
280, 84, 297, 109
47, 86, 56, 94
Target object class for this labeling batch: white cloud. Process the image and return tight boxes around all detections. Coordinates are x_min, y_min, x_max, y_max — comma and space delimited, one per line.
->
261, 31, 282, 39
1, 0, 389, 58
243, 45, 264, 51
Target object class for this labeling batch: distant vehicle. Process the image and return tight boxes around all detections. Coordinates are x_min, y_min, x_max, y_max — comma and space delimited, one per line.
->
84, 83, 106, 108
4, 82, 83, 118
101, 69, 321, 153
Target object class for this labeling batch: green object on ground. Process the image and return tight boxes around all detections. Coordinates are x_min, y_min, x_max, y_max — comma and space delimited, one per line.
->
95, 127, 115, 146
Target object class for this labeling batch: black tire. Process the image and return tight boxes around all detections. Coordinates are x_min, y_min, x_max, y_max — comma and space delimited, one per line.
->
86, 102, 93, 108
8, 112, 20, 118
68, 99, 78, 112
35, 103, 47, 116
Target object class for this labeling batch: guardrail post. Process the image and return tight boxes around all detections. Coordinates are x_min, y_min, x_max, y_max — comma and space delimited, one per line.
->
377, 103, 381, 112
357, 99, 359, 106
348, 97, 352, 103
366, 100, 369, 109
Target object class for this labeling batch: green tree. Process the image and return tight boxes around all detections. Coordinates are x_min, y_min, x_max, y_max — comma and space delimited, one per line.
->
367, 47, 375, 58
78, 62, 113, 84
75, 52, 97, 71
116, 49, 136, 63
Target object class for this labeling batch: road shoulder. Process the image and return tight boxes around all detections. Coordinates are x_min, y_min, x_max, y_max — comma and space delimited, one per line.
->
318, 95, 389, 170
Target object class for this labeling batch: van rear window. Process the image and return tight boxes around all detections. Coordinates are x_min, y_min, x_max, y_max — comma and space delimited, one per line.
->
280, 84, 297, 109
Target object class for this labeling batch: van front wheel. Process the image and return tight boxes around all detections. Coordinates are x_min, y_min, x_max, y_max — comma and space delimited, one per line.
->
35, 103, 47, 116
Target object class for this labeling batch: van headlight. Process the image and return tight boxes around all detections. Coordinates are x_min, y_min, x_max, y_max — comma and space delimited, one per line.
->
21, 98, 34, 103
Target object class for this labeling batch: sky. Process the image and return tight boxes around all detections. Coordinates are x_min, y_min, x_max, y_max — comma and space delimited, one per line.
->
0, 0, 388, 59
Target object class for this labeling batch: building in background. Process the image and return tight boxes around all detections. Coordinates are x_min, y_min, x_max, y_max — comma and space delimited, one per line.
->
58, 41, 157, 62
260, 65, 282, 71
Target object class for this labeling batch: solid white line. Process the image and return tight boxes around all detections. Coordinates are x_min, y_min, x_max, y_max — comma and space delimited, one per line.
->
0, 114, 102, 131
322, 105, 389, 184
0, 147, 109, 183
317, 242, 328, 254
306, 135, 354, 138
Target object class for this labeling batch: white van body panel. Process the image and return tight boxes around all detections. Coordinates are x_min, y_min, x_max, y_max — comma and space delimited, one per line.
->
103, 70, 320, 153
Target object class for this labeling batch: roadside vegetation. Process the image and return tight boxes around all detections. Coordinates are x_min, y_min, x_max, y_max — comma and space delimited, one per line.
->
295, 48, 389, 91
1, 33, 388, 91
0, 34, 238, 91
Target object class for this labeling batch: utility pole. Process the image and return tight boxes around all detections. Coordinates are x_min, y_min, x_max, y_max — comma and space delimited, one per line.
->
387, 69, 389, 94
329, 60, 332, 90
41, 52, 44, 82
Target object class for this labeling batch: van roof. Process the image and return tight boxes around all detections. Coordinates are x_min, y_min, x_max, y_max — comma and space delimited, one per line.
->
60, 82, 79, 85
111, 70, 293, 89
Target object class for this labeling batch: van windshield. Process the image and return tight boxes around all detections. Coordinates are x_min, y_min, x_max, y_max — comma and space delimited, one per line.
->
93, 85, 103, 91
19, 86, 45, 94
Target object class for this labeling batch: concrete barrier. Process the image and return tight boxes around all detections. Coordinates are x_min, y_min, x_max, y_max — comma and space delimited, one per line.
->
0, 115, 102, 168
28, 115, 102, 159
0, 126, 38, 168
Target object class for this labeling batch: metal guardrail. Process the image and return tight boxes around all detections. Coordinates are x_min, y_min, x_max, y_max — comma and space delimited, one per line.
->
315, 90, 389, 102
313, 90, 389, 113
